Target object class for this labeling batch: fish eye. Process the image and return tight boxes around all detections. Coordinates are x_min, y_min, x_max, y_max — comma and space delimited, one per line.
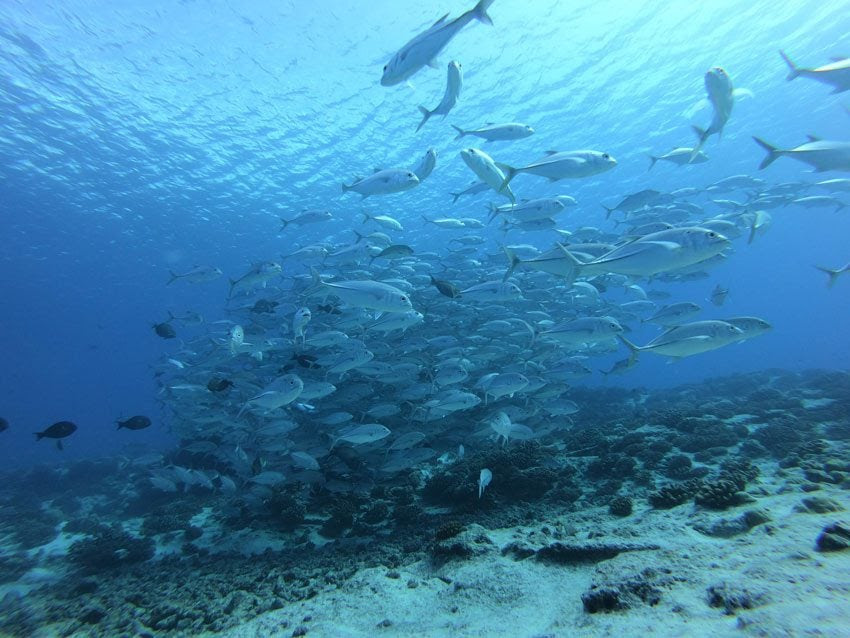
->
383, 65, 387, 71
400, 296, 408, 302
610, 322, 618, 329
707, 231, 717, 237
602, 153, 610, 159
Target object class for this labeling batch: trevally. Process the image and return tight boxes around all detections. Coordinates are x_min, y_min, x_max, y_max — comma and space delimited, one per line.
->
417, 61, 462, 131
380, 0, 494, 86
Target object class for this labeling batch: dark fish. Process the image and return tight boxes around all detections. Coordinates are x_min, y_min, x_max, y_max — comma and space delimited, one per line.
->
153, 322, 177, 339
710, 284, 729, 307
291, 353, 320, 370
250, 299, 279, 314
316, 303, 342, 315
0, 417, 8, 433
35, 420, 77, 450
207, 378, 234, 393
116, 415, 152, 430
429, 275, 461, 299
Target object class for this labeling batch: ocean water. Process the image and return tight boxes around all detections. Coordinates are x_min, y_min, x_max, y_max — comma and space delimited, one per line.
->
1, 1, 849, 635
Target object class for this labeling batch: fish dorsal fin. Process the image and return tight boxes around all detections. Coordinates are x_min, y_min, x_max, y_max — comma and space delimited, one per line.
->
806, 134, 822, 142
545, 150, 559, 155
830, 56, 849, 62
431, 13, 449, 27
494, 162, 512, 173
373, 167, 383, 173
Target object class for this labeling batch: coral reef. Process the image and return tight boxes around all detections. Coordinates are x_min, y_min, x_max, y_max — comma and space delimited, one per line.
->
67, 525, 155, 572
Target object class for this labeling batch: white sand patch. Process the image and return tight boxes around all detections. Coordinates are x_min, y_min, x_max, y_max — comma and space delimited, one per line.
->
212, 463, 850, 638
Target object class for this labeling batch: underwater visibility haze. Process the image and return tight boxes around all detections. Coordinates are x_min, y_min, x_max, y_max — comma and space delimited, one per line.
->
1, 1, 850, 636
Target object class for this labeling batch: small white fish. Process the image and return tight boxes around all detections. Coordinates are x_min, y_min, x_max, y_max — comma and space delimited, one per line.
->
229, 325, 245, 355
292, 307, 312, 343
478, 468, 492, 499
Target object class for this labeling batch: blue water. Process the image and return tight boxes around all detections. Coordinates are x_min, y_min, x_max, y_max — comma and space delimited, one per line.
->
1, 0, 848, 473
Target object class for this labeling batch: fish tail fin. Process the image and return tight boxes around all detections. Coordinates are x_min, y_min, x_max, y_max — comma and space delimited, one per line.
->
747, 220, 758, 245
353, 229, 365, 243
451, 124, 467, 140
647, 155, 658, 171
503, 245, 520, 281
450, 191, 462, 203
421, 215, 431, 225
690, 125, 708, 159
361, 211, 372, 224
555, 243, 583, 285
227, 278, 237, 299
35, 431, 44, 441
309, 266, 322, 289
499, 164, 518, 193
617, 334, 640, 366
472, 0, 495, 26
752, 136, 782, 170
416, 106, 431, 132
341, 182, 351, 193
815, 265, 843, 289
602, 204, 616, 219
279, 218, 289, 231
779, 50, 800, 81
167, 270, 179, 285
487, 202, 500, 223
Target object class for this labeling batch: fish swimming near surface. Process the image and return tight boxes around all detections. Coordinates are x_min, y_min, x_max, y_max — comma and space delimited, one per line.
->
452, 122, 534, 142
116, 415, 152, 430
413, 148, 437, 180
342, 169, 420, 198
648, 147, 709, 170
460, 147, 516, 203
35, 420, 77, 450
498, 149, 617, 190
417, 61, 462, 131
380, 0, 495, 86
752, 136, 850, 172
279, 210, 333, 231
692, 67, 735, 158
779, 51, 850, 93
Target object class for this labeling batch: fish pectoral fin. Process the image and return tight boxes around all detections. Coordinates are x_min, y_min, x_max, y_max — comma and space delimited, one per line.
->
431, 12, 449, 27
426, 58, 440, 69
544, 150, 559, 155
